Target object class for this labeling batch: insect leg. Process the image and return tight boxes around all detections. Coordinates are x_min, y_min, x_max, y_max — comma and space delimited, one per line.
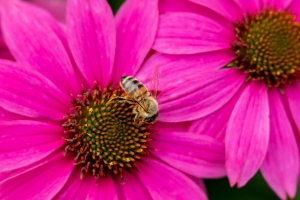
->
132, 106, 140, 122
110, 96, 136, 104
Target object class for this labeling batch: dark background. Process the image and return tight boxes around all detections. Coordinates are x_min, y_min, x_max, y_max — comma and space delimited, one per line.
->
107, 1, 300, 199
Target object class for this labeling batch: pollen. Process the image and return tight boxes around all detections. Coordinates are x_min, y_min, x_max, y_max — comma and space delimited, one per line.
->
62, 82, 154, 180
225, 8, 300, 90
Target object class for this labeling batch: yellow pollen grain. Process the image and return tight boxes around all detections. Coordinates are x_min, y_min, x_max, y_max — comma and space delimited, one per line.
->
137, 149, 143, 153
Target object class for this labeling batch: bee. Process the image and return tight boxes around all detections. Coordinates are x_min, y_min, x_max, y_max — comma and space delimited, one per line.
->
113, 67, 160, 123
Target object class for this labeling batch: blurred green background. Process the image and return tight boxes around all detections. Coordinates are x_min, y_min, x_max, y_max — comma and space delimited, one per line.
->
107, 1, 299, 199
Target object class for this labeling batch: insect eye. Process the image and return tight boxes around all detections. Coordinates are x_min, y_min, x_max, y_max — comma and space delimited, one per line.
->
145, 117, 154, 123
145, 113, 159, 123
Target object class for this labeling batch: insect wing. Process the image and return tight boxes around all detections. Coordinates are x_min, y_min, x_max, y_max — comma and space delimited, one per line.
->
136, 89, 149, 112
150, 65, 160, 98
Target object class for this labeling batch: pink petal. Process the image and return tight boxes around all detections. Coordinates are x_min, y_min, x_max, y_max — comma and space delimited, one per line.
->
159, 0, 235, 31
0, 107, 26, 121
95, 176, 118, 200
138, 158, 207, 200
0, 154, 74, 199
261, 0, 294, 10
289, 0, 300, 21
138, 50, 235, 93
66, 0, 116, 88
157, 70, 244, 121
113, 0, 158, 80
151, 130, 226, 178
0, 60, 70, 120
0, 120, 64, 171
188, 0, 243, 22
53, 170, 87, 199
189, 88, 243, 140
159, 0, 207, 13
137, 51, 244, 122
55, 168, 118, 200
0, 34, 14, 60
153, 12, 234, 54
286, 83, 300, 133
233, 0, 261, 14
1, 1, 80, 95
27, 0, 67, 22
117, 172, 152, 200
0, 31, 14, 60
261, 89, 299, 199
0, 150, 63, 182
194, 178, 207, 195
226, 82, 270, 187
155, 121, 191, 133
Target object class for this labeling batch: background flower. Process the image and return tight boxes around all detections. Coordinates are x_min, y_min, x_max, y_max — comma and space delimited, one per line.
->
0, 0, 67, 60
147, 0, 300, 199
0, 0, 225, 199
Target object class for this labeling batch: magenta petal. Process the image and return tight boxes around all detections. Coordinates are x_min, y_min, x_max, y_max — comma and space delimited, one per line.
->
0, 120, 64, 171
95, 176, 118, 200
54, 170, 89, 199
234, 0, 261, 14
137, 50, 235, 91
261, 89, 299, 199
159, 0, 208, 13
158, 69, 244, 122
0, 107, 26, 121
1, 1, 80, 95
118, 173, 152, 200
28, 0, 67, 22
0, 150, 64, 182
261, 0, 294, 10
66, 0, 116, 88
289, 0, 300, 22
286, 83, 300, 132
55, 168, 118, 199
113, 0, 158, 79
188, 0, 243, 22
155, 121, 191, 133
153, 12, 234, 54
137, 51, 244, 122
151, 130, 226, 178
0, 155, 74, 199
0, 61, 71, 119
226, 82, 270, 187
189, 90, 241, 140
139, 158, 207, 200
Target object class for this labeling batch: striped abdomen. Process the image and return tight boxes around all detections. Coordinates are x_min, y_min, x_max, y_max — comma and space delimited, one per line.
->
120, 76, 149, 101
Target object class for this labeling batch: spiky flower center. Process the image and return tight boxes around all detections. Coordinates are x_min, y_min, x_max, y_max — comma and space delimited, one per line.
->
62, 83, 152, 180
227, 9, 300, 89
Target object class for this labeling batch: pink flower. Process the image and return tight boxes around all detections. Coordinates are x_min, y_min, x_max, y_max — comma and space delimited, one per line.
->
0, 0, 225, 199
151, 0, 300, 199
0, 0, 66, 60
25, 0, 67, 22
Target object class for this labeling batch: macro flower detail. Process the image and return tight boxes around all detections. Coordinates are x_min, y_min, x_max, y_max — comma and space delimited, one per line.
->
152, 0, 300, 199
0, 0, 226, 199
226, 9, 300, 89
63, 83, 152, 180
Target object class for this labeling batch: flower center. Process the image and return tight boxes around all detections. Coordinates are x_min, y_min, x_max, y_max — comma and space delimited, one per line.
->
226, 9, 300, 89
62, 82, 152, 180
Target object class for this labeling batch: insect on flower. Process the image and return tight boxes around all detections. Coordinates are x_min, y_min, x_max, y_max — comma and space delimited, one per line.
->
112, 66, 160, 124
